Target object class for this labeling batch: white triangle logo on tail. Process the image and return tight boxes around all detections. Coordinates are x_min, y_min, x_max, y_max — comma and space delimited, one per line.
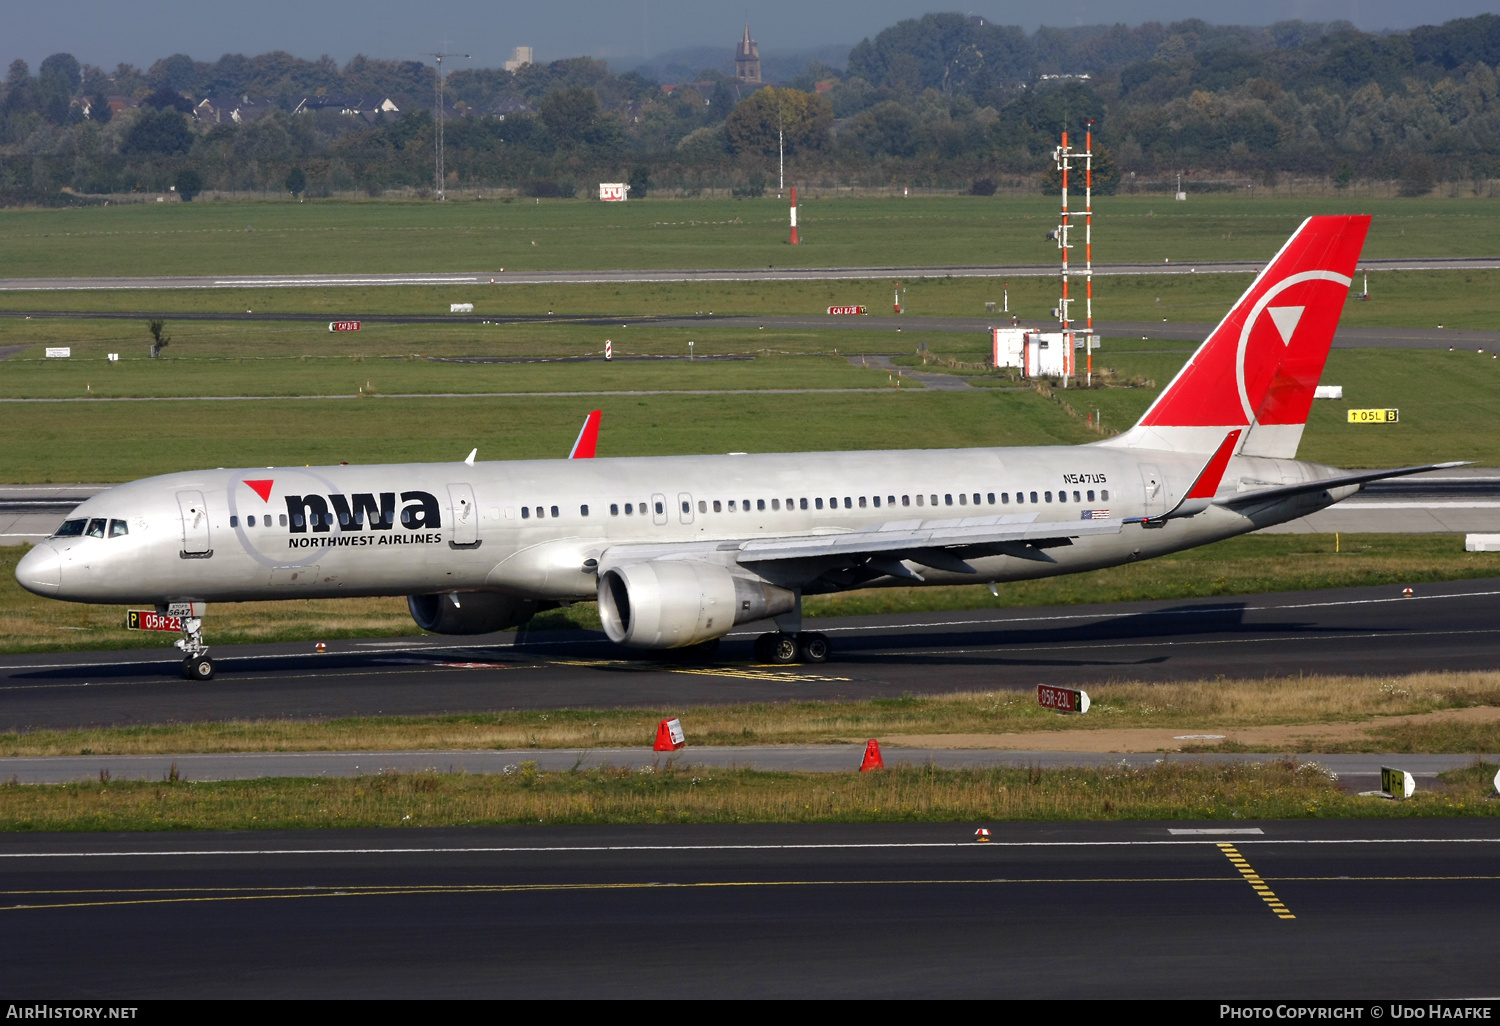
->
1268, 305, 1305, 346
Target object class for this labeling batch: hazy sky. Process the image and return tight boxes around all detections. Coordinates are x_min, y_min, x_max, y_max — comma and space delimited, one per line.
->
5, 0, 1496, 74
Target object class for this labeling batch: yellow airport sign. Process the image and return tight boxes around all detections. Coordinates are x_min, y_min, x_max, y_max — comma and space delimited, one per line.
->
1348, 408, 1399, 424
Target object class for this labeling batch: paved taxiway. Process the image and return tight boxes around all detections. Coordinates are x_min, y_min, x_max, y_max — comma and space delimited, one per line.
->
0, 578, 1495, 731
1, 256, 1494, 292
4, 820, 1499, 997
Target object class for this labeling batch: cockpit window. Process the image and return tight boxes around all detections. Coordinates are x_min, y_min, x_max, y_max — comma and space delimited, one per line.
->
85, 518, 106, 539
53, 519, 86, 537
108, 519, 129, 538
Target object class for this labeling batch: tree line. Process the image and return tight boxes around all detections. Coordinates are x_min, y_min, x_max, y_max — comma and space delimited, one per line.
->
2, 12, 1498, 203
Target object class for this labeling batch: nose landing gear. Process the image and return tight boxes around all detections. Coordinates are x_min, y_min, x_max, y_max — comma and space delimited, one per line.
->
174, 617, 214, 680
753, 631, 829, 664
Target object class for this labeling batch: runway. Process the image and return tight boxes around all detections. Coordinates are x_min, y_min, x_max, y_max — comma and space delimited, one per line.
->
0, 255, 1493, 292
1, 577, 1496, 731
4, 819, 1500, 997
5, 307, 1495, 349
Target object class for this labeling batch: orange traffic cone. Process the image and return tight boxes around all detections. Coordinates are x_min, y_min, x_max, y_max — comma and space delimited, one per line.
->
654, 717, 686, 752
859, 738, 884, 772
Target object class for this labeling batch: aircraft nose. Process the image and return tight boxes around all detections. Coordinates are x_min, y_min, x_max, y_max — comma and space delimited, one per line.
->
15, 542, 62, 595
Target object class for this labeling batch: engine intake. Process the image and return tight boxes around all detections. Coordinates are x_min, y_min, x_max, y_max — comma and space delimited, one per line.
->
408, 591, 539, 635
597, 561, 794, 649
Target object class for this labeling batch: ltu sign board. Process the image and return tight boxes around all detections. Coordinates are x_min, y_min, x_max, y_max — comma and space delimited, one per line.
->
599, 183, 627, 201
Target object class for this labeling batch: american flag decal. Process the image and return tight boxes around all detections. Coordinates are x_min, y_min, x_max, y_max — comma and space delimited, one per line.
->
1080, 509, 1110, 520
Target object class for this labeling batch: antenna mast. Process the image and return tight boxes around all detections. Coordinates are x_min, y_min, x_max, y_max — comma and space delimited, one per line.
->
423, 46, 470, 200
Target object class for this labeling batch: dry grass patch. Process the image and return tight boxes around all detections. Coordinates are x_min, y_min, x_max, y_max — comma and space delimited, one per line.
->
3, 759, 1495, 832
5, 670, 1500, 757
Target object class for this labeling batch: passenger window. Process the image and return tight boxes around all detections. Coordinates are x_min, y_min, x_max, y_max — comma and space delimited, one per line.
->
771, 499, 780, 510
611, 504, 619, 515
713, 500, 722, 513
1073, 491, 1081, 503
930, 495, 938, 506
958, 494, 966, 506
535, 507, 545, 519
974, 493, 982, 505
109, 519, 129, 537
1030, 492, 1039, 503
580, 505, 589, 517
698, 500, 706, 513
902, 495, 910, 507
873, 496, 881, 508
521, 507, 531, 519
843, 497, 852, 509
728, 500, 736, 512
915, 495, 923, 507
681, 501, 690, 513
654, 501, 663, 515
54, 519, 87, 537
1045, 491, 1053, 503
799, 498, 808, 510
230, 516, 239, 528
339, 512, 350, 526
1087, 490, 1095, 502
858, 496, 867, 508
280, 514, 288, 527
293, 514, 305, 527
815, 498, 824, 510
86, 518, 106, 538
987, 493, 995, 504
1102, 489, 1110, 501
1001, 493, 1010, 504
743, 499, 750, 510
551, 506, 560, 518
757, 499, 765, 511
624, 503, 633, 515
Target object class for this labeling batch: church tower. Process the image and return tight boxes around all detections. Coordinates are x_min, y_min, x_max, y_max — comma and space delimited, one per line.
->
735, 24, 761, 83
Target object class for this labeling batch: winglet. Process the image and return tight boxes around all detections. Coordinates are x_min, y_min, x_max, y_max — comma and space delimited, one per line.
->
464, 448, 477, 466
569, 410, 602, 459
1127, 429, 1240, 524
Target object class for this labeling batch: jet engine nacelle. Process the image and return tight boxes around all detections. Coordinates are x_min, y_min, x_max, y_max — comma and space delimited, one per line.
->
407, 591, 540, 635
597, 561, 795, 649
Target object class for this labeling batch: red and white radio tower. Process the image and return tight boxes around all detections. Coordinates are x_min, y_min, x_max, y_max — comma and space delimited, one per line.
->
789, 186, 799, 245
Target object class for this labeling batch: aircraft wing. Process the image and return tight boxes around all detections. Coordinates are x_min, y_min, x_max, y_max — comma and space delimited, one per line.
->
1215, 461, 1470, 509
601, 512, 1123, 576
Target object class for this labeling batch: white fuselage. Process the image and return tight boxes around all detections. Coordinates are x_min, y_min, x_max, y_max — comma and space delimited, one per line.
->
16, 443, 1353, 607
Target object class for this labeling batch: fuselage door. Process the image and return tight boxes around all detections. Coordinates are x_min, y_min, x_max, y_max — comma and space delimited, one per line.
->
447, 483, 480, 548
1139, 464, 1165, 519
651, 493, 668, 526
176, 490, 212, 556
677, 492, 694, 525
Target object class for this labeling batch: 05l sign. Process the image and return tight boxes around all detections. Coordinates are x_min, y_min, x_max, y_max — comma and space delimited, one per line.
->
1348, 408, 1398, 423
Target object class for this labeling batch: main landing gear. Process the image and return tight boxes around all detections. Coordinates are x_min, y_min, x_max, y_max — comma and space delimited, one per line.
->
174, 616, 214, 681
753, 631, 829, 665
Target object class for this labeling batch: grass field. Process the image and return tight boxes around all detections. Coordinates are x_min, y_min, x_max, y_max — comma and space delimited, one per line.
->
3, 760, 1492, 831
2, 195, 1497, 278
3, 670, 1497, 756
1, 535, 1493, 654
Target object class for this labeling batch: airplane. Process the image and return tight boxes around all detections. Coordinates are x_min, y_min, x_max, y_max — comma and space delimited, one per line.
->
15, 214, 1461, 681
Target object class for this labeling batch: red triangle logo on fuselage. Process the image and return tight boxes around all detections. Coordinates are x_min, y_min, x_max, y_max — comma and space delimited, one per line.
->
243, 479, 274, 502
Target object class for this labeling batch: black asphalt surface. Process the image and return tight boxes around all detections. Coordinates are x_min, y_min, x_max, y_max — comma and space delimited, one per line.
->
2, 578, 1497, 731
4, 819, 1500, 997
1, 256, 1495, 293
5, 307, 1495, 349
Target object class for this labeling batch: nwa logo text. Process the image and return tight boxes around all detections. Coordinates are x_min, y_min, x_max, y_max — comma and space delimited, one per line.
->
284, 491, 443, 549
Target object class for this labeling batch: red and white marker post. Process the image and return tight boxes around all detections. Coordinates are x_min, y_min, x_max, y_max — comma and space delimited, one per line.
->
789, 186, 799, 245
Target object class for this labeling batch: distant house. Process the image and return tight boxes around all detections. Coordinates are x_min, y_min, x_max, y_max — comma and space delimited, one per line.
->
194, 94, 273, 125
291, 95, 402, 123
488, 96, 533, 120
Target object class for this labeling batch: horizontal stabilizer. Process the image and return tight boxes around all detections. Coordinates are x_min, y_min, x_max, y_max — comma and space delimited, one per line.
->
1217, 462, 1471, 508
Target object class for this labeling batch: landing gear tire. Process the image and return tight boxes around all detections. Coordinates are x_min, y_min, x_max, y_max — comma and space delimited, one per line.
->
182, 655, 215, 681
796, 632, 830, 664
756, 632, 799, 665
